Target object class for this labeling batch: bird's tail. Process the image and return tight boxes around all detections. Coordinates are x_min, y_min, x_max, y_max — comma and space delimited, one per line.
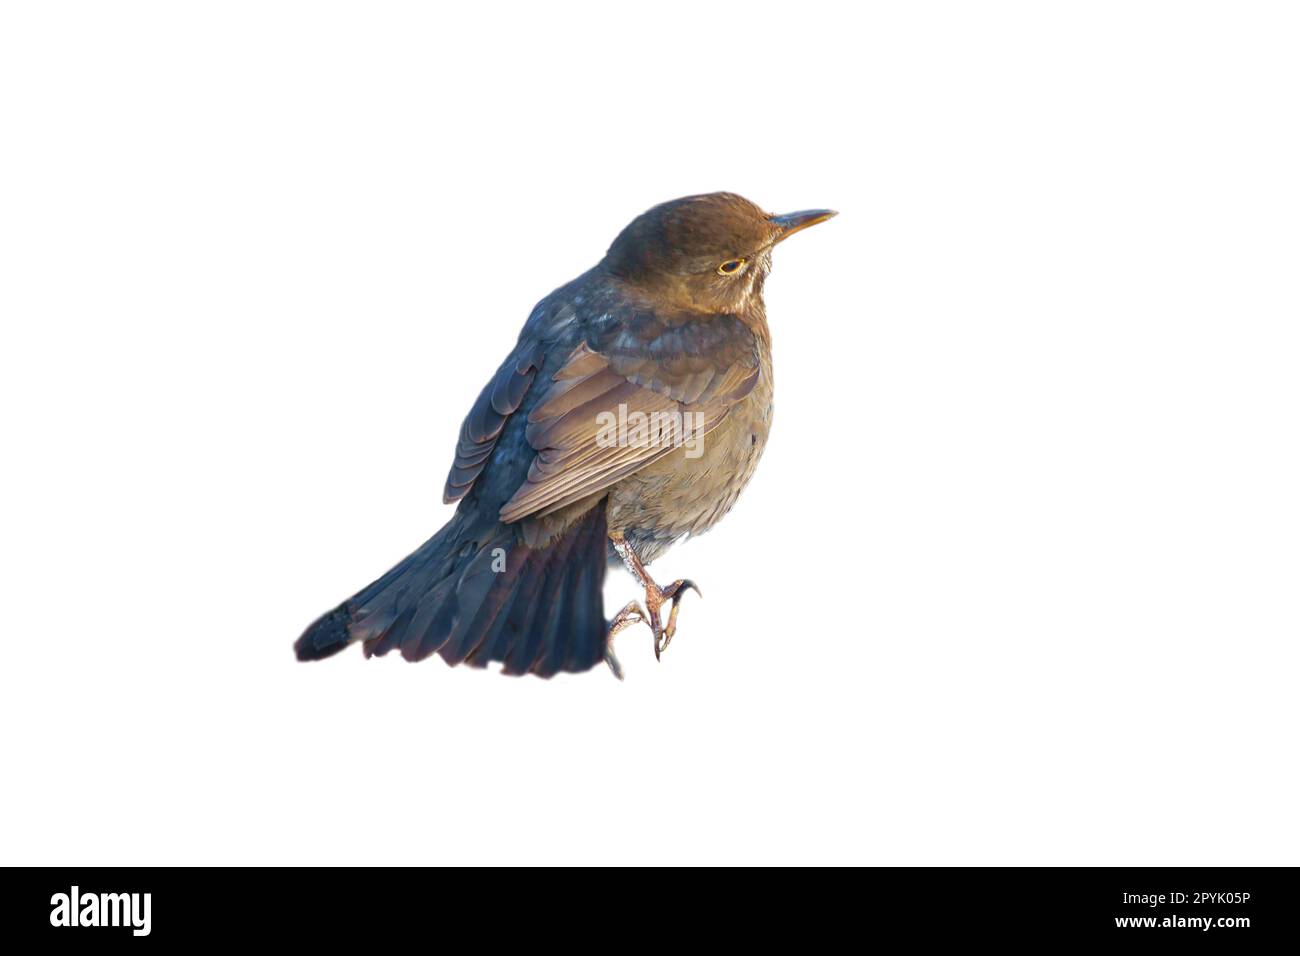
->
295, 505, 610, 677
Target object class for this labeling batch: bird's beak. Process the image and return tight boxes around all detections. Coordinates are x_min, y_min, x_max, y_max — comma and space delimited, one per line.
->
769, 209, 838, 243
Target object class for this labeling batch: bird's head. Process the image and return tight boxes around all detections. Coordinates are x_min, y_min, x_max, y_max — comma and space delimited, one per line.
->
601, 192, 836, 314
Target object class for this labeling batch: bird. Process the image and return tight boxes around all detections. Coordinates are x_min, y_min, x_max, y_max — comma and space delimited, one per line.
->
294, 192, 835, 678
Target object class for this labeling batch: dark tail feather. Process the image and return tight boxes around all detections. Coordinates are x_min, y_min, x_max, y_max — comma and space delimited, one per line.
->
293, 512, 471, 662
294, 606, 352, 661
294, 504, 610, 677
462, 505, 610, 674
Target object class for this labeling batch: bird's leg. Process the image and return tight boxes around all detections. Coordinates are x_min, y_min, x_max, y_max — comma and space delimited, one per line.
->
604, 600, 648, 681
609, 531, 701, 660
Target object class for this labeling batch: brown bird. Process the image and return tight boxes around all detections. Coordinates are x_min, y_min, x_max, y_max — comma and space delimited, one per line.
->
295, 193, 835, 677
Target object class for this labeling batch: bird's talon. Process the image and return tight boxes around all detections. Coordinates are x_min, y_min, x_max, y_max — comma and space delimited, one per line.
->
644, 578, 699, 659
604, 647, 625, 681
663, 579, 701, 600
606, 600, 649, 679
610, 532, 704, 664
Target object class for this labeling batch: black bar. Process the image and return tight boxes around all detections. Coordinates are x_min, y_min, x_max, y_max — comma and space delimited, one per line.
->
3, 867, 1295, 944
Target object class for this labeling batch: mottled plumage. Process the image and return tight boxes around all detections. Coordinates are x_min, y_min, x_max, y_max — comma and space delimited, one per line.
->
296, 193, 834, 677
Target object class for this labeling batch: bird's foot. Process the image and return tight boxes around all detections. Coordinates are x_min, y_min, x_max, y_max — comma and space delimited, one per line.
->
604, 600, 649, 680
608, 531, 701, 663
644, 578, 701, 660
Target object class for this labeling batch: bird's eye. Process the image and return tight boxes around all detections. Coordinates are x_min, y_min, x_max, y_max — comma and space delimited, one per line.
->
717, 258, 747, 276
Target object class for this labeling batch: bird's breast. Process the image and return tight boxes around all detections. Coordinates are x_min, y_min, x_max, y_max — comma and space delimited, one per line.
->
605, 346, 774, 565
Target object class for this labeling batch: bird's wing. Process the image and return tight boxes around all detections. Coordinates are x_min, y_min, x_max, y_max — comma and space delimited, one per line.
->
499, 313, 760, 523
443, 340, 548, 504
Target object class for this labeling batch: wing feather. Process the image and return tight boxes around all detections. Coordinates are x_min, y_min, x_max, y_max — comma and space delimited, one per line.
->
499, 315, 760, 523
442, 341, 546, 504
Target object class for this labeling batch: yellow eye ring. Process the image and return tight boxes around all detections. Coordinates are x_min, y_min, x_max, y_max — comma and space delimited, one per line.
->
717, 258, 747, 276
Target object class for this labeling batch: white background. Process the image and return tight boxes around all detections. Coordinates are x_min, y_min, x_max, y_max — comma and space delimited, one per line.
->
2, 2, 1297, 866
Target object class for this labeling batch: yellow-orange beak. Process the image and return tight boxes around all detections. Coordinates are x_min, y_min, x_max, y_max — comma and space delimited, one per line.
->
769, 208, 838, 243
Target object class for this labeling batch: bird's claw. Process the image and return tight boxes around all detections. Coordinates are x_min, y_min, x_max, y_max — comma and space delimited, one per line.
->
605, 600, 649, 680
608, 531, 701, 666
647, 579, 701, 660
